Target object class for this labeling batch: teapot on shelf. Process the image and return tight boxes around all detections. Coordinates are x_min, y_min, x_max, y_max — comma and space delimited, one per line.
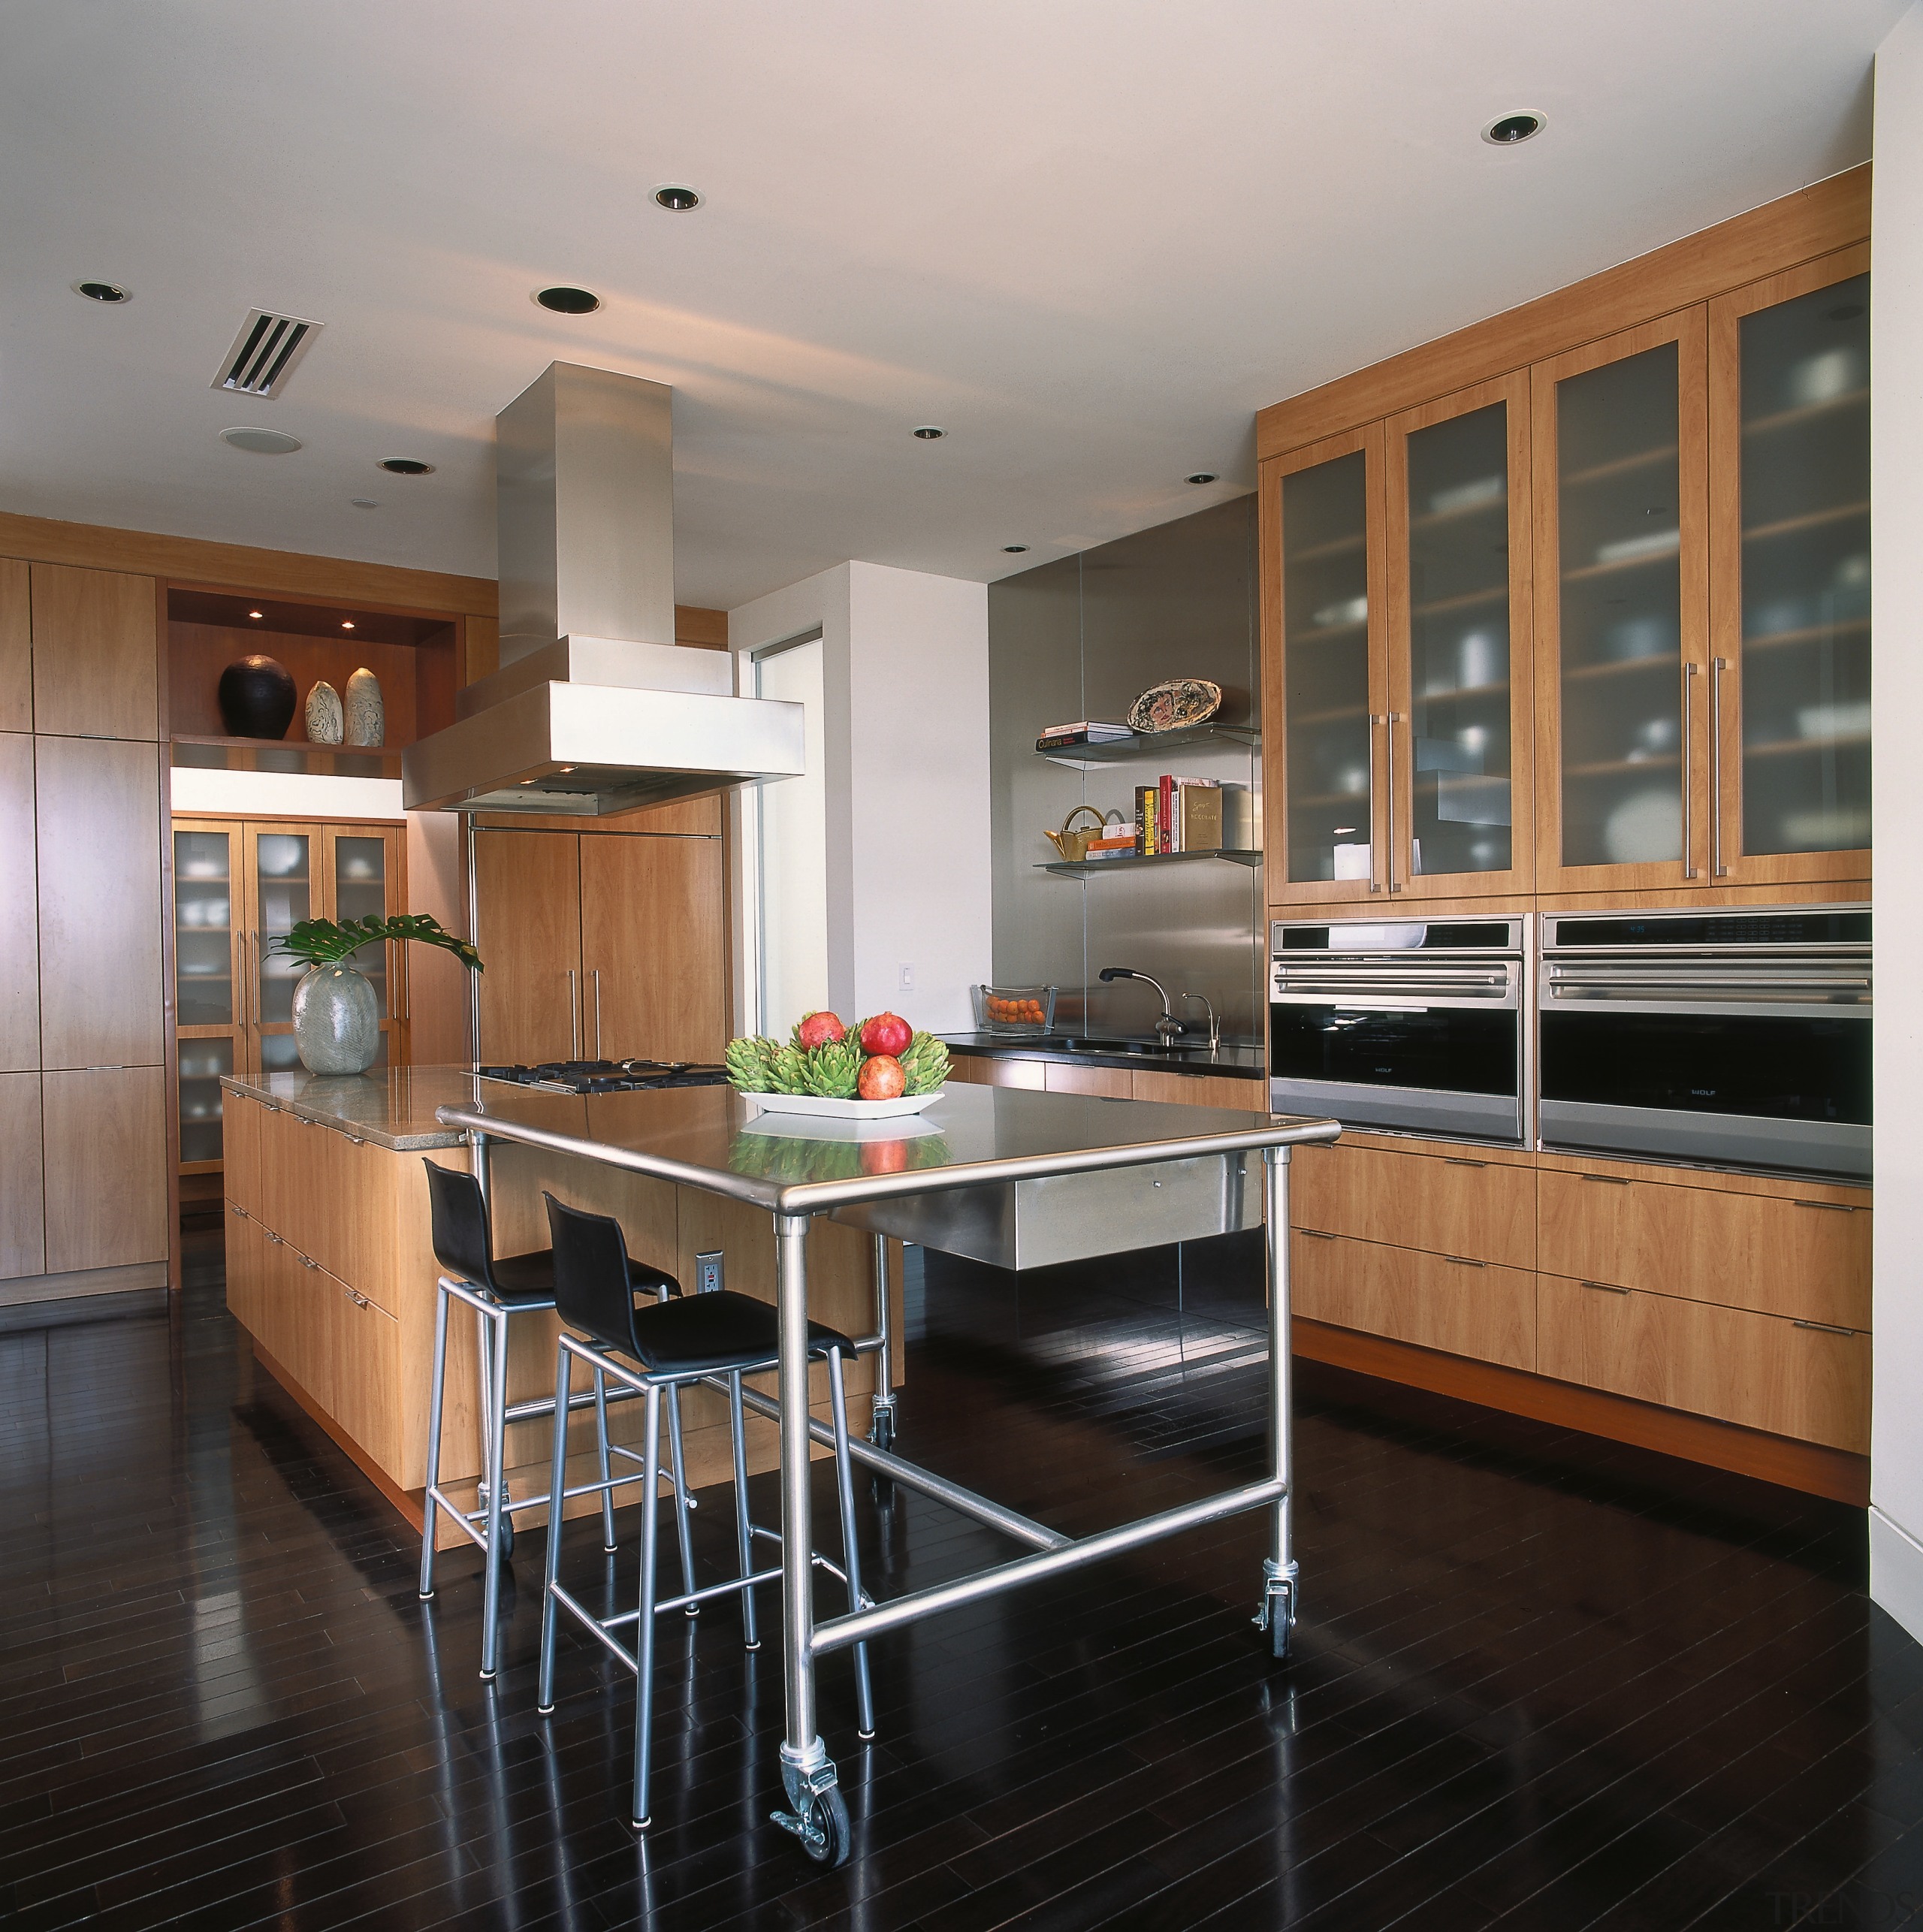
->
1044, 804, 1123, 862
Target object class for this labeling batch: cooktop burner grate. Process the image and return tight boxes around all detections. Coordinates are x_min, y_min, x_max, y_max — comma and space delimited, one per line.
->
477, 1058, 729, 1094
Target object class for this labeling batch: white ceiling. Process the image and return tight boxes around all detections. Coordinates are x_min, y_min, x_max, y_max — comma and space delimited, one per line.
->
0, 2, 1900, 611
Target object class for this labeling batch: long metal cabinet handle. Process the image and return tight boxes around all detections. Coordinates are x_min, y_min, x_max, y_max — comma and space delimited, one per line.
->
592, 969, 602, 1059
1384, 712, 1403, 895
1580, 1279, 1631, 1295
1710, 656, 1728, 877
1681, 664, 1701, 879
1793, 1199, 1858, 1214
567, 968, 580, 1059
1365, 717, 1383, 893
1793, 1318, 1854, 1336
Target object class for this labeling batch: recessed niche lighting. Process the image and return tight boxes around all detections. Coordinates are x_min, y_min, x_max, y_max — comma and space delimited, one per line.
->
912, 425, 946, 440
1482, 111, 1545, 145
1185, 472, 1218, 485
248, 610, 263, 619
221, 427, 303, 455
341, 620, 356, 631
653, 184, 702, 212
1002, 544, 1030, 554
351, 498, 379, 509
535, 285, 602, 314
377, 457, 434, 475
72, 279, 131, 303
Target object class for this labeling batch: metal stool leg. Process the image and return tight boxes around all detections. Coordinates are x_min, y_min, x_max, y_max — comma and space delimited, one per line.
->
478, 1303, 512, 1680
665, 1385, 698, 1616
727, 1370, 759, 1650
826, 1349, 876, 1740
536, 1339, 573, 1716
632, 1384, 663, 1830
418, 1281, 451, 1600
593, 1364, 617, 1551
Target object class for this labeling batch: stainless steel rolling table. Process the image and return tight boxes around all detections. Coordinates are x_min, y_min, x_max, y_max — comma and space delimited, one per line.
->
436, 1080, 1340, 1866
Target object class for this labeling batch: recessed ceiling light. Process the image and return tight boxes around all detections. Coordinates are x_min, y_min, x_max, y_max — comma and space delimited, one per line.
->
73, 279, 131, 303
248, 609, 263, 619
653, 184, 702, 212
221, 427, 303, 455
912, 425, 946, 440
351, 498, 379, 509
377, 457, 434, 475
1482, 111, 1545, 145
1002, 544, 1030, 554
1185, 472, 1218, 485
535, 285, 602, 315
341, 620, 355, 631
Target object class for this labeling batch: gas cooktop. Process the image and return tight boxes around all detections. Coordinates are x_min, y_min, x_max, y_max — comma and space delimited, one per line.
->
477, 1058, 729, 1096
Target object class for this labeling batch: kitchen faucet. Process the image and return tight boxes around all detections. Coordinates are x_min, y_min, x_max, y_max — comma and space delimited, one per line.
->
1181, 991, 1221, 1052
1098, 966, 1180, 1042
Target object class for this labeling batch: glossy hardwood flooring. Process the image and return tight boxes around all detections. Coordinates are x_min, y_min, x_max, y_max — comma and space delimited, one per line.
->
2, 1221, 1919, 1930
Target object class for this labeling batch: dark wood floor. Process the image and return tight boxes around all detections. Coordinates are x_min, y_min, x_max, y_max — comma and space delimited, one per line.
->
2, 1223, 1920, 1931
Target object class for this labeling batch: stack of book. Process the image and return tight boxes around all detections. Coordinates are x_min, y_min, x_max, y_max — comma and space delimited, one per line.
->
1036, 720, 1135, 753
1134, 776, 1225, 856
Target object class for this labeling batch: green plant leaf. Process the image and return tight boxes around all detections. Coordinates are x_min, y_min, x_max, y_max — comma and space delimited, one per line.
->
267, 913, 484, 971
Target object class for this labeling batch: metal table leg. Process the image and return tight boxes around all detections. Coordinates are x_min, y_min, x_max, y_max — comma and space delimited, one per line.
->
769, 1211, 851, 1866
1254, 1145, 1298, 1659
867, 1234, 896, 1453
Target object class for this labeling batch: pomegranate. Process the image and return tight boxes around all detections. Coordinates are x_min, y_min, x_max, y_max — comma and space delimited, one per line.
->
795, 1010, 845, 1049
857, 1054, 907, 1100
860, 1011, 913, 1057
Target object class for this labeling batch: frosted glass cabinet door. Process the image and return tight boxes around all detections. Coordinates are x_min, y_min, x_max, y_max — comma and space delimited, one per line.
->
247, 826, 311, 1070
1533, 312, 1710, 891
1266, 424, 1387, 901
322, 825, 404, 1066
173, 820, 241, 1170
1384, 373, 1533, 898
1709, 248, 1870, 885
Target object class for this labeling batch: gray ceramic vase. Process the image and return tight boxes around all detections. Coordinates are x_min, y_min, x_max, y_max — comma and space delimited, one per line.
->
291, 964, 379, 1075
305, 679, 343, 744
344, 667, 385, 746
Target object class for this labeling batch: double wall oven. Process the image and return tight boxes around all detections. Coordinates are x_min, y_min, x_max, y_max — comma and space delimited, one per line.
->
1269, 905, 1871, 1180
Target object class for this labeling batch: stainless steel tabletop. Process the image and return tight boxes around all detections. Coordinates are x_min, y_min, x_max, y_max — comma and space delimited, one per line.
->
436, 1081, 1339, 1218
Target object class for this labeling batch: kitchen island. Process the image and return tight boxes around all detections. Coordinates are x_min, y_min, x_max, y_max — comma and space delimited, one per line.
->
219, 1067, 895, 1540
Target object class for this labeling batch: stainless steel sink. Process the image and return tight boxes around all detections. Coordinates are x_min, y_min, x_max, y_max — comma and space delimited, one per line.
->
1060, 1037, 1211, 1058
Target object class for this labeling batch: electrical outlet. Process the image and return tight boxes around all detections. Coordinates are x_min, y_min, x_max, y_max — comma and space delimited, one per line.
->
898, 962, 915, 992
696, 1251, 724, 1295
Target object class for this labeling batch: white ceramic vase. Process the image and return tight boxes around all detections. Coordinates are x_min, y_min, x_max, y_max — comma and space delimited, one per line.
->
344, 668, 384, 747
291, 964, 380, 1075
305, 680, 343, 743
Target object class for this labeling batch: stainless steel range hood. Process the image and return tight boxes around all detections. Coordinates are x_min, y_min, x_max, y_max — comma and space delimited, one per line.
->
403, 362, 804, 815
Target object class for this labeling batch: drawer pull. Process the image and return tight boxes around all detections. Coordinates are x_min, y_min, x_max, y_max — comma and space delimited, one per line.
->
346, 1134, 367, 1146
297, 1254, 318, 1271
1579, 1174, 1631, 1187
1444, 1158, 1488, 1170
1792, 1200, 1858, 1215
229, 1203, 247, 1218
1580, 1279, 1631, 1295
264, 1230, 283, 1245
1443, 1254, 1486, 1269
346, 1288, 370, 1309
1298, 1228, 1340, 1241
1792, 1318, 1855, 1336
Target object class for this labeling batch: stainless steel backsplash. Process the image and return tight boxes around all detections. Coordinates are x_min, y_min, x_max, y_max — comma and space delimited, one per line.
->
989, 497, 1263, 1042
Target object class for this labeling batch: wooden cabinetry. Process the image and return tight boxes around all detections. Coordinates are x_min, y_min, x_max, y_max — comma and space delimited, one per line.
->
0, 561, 29, 732
1260, 180, 1870, 900
172, 816, 407, 1173
1294, 1231, 1537, 1372
41, 1065, 168, 1271
29, 563, 160, 741
1291, 1137, 1534, 1269
0, 733, 38, 1071
946, 1054, 1266, 1109
0, 1073, 45, 1278
473, 825, 729, 1065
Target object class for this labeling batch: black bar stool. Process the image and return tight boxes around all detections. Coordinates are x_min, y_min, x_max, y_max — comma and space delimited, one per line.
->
535, 1191, 875, 1831
416, 1163, 699, 1679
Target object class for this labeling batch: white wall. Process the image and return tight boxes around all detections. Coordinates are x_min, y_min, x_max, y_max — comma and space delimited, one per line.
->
1872, 2, 1923, 1647
729, 561, 991, 1036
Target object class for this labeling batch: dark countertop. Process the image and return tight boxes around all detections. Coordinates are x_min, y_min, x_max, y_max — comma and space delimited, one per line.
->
937, 1031, 1266, 1080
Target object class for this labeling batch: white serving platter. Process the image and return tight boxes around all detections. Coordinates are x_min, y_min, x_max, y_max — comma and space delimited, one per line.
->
738, 1087, 946, 1120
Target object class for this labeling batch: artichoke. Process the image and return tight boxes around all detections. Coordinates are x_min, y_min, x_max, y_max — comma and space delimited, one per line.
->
898, 1031, 949, 1095
802, 1037, 862, 1098
767, 1044, 809, 1094
725, 1035, 780, 1092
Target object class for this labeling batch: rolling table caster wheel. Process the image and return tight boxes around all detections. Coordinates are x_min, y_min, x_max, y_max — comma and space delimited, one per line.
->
800, 1786, 850, 1867
868, 1405, 895, 1454
1268, 1610, 1293, 1662
494, 1517, 515, 1562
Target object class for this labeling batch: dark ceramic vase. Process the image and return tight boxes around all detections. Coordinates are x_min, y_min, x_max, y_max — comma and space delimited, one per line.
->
217, 656, 297, 739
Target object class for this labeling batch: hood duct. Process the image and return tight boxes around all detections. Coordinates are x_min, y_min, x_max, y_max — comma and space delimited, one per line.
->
403, 361, 804, 815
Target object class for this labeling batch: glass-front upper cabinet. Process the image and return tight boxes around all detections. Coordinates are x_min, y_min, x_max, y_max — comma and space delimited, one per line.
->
1533, 311, 1710, 892
1709, 248, 1870, 885
249, 827, 312, 1077
322, 826, 405, 1068
1266, 424, 1389, 902
1383, 373, 1534, 898
174, 823, 240, 1172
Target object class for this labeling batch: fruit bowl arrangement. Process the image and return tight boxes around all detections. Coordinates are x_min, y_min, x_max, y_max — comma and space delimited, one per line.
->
725, 1010, 950, 1118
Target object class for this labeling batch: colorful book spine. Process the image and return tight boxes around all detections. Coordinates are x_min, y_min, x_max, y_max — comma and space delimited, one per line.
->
1160, 774, 1175, 854
1135, 783, 1159, 856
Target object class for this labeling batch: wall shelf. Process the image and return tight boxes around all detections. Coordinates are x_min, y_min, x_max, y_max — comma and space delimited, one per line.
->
1038, 722, 1259, 769
1039, 847, 1262, 877
171, 734, 403, 780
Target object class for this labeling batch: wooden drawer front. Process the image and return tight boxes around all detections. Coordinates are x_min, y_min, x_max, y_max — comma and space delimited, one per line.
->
224, 1091, 261, 1217
1292, 1231, 1535, 1371
326, 1268, 403, 1477
1538, 1170, 1869, 1329
1291, 1140, 1535, 1270
1538, 1275, 1869, 1453
947, 1055, 1047, 1090
225, 1206, 267, 1335
1043, 1062, 1132, 1098
1131, 1070, 1267, 1109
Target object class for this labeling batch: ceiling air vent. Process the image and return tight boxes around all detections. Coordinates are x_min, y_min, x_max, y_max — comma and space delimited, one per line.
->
211, 309, 322, 399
